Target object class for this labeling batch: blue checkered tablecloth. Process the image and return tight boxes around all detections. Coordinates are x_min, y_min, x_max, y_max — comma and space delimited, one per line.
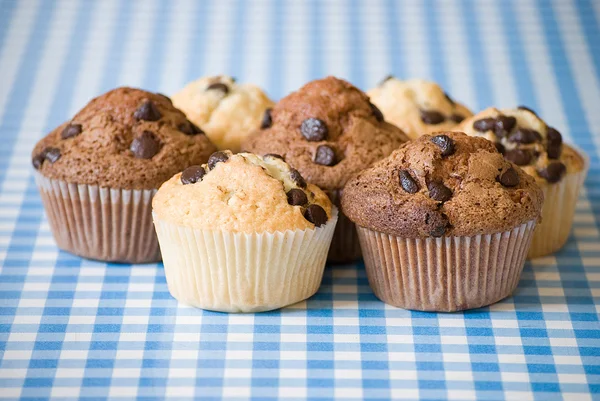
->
1, 0, 600, 399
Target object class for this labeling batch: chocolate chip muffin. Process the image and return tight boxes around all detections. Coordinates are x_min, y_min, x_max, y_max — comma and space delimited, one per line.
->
171, 75, 274, 152
342, 132, 543, 311
32, 87, 217, 263
153, 151, 338, 312
243, 76, 409, 262
457, 107, 588, 258
367, 77, 473, 139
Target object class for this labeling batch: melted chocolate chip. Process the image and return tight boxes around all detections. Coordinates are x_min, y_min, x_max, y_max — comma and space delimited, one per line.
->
264, 153, 284, 160
206, 82, 229, 94
380, 75, 394, 85
517, 105, 537, 116
32, 154, 45, 169
45, 147, 61, 163
287, 188, 308, 206
494, 116, 517, 137
449, 114, 464, 123
314, 145, 337, 166
420, 110, 445, 125
504, 149, 532, 166
370, 103, 384, 122
181, 165, 206, 185
304, 204, 328, 227
497, 167, 520, 187
430, 134, 455, 157
473, 118, 496, 132
156, 93, 172, 104
290, 168, 306, 188
134, 100, 161, 121
207, 151, 230, 170
399, 170, 419, 194
509, 128, 542, 144
495, 142, 506, 154
130, 131, 161, 159
261, 108, 272, 129
178, 120, 204, 136
538, 162, 566, 183
427, 181, 452, 202
61, 123, 82, 139
546, 127, 563, 159
300, 118, 328, 142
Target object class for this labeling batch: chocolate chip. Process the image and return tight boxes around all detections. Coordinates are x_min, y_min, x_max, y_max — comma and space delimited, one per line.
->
538, 162, 566, 183
178, 120, 204, 136
379, 75, 394, 85
206, 82, 229, 94
473, 118, 496, 132
370, 103, 384, 122
495, 142, 506, 154
430, 224, 447, 238
304, 204, 328, 227
300, 118, 328, 142
156, 93, 172, 104
420, 110, 445, 125
207, 151, 229, 170
429, 213, 450, 238
134, 100, 161, 121
444, 92, 455, 105
264, 153, 284, 160
504, 149, 532, 166
497, 167, 520, 187
287, 188, 308, 206
517, 105, 537, 116
290, 168, 306, 188
130, 131, 161, 159
509, 128, 542, 144
181, 165, 206, 185
399, 170, 419, 194
32, 154, 45, 169
44, 147, 61, 164
546, 127, 563, 159
430, 134, 455, 157
494, 116, 517, 137
61, 123, 82, 139
261, 108, 272, 129
427, 181, 452, 202
314, 145, 337, 166
449, 114, 464, 123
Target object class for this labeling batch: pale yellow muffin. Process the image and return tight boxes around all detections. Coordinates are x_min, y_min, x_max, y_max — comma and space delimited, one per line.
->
367, 77, 473, 139
171, 76, 274, 152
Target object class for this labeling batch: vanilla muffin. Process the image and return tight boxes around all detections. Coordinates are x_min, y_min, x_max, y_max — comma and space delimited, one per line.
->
32, 87, 216, 263
458, 107, 588, 258
244, 76, 409, 262
153, 151, 338, 312
367, 77, 473, 139
342, 132, 543, 311
171, 75, 274, 152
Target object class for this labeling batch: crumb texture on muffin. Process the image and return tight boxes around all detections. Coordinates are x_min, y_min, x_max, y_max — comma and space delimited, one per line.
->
342, 132, 544, 238
171, 75, 274, 152
243, 76, 409, 191
32, 87, 217, 190
367, 77, 473, 139
457, 107, 584, 184
152, 151, 332, 233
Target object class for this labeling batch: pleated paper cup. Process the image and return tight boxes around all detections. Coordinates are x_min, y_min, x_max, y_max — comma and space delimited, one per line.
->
327, 211, 362, 263
34, 172, 160, 263
153, 208, 338, 313
357, 220, 537, 312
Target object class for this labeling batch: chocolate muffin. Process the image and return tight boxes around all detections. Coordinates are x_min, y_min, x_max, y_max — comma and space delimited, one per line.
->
342, 132, 543, 311
457, 107, 588, 258
243, 76, 409, 262
32, 87, 217, 263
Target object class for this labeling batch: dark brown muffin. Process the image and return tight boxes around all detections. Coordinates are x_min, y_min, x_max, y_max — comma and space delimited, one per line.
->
32, 87, 217, 189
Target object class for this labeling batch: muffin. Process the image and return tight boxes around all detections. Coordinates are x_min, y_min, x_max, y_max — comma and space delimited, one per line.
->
243, 76, 409, 262
32, 87, 217, 263
367, 77, 473, 139
152, 151, 338, 313
457, 107, 588, 258
342, 132, 544, 312
171, 75, 274, 152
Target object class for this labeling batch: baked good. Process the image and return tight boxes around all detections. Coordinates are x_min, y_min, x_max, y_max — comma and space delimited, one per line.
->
243, 76, 409, 262
32, 87, 217, 263
171, 75, 274, 152
367, 77, 473, 139
457, 107, 588, 257
153, 151, 338, 312
342, 132, 544, 311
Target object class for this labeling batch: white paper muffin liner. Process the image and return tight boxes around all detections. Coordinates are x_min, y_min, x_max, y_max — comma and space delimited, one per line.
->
153, 208, 338, 313
34, 172, 160, 263
357, 220, 536, 312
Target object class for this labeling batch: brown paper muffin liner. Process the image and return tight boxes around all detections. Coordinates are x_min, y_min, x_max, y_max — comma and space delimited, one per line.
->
356, 220, 536, 312
327, 211, 362, 263
34, 172, 160, 263
153, 208, 338, 313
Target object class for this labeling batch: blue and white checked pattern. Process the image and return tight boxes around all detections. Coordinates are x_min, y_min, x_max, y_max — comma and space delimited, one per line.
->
1, 0, 600, 399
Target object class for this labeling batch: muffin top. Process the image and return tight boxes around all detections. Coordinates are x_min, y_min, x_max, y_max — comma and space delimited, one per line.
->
32, 87, 217, 190
457, 107, 585, 184
153, 151, 333, 233
342, 132, 543, 238
367, 77, 473, 140
171, 75, 274, 152
243, 76, 409, 193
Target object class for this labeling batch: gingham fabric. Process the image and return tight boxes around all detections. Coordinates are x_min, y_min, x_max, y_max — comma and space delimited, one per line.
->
1, 0, 599, 400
